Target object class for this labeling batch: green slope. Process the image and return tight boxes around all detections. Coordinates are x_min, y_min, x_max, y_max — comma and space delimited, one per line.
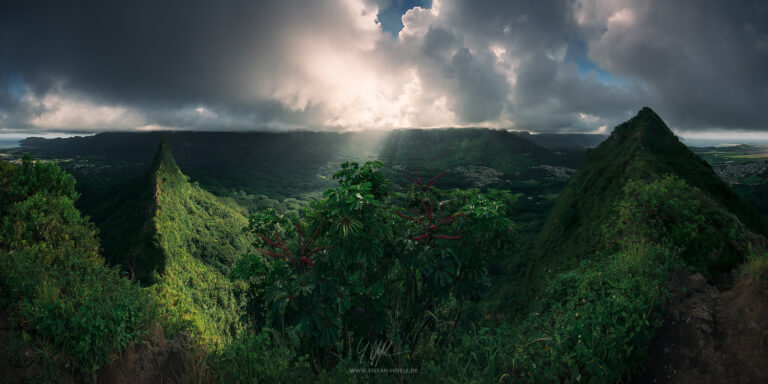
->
89, 140, 251, 346
481, 108, 765, 381
533, 107, 763, 268
378, 128, 579, 186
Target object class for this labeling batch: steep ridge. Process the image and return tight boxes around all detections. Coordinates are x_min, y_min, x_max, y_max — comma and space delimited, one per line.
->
89, 140, 251, 346
534, 107, 764, 268
492, 108, 768, 382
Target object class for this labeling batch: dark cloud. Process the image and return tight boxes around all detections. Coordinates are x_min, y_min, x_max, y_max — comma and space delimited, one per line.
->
583, 0, 768, 130
416, 26, 508, 122
1, 0, 362, 106
0, 0, 766, 133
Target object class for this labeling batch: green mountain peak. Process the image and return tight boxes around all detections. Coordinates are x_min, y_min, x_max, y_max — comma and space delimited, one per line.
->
148, 139, 183, 183
608, 106, 680, 151
532, 107, 763, 270
88, 140, 252, 345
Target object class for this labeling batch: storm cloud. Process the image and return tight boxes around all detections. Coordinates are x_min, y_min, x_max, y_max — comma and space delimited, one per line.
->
0, 0, 766, 133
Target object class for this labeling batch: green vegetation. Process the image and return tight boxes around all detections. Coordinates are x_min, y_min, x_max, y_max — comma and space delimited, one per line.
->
609, 175, 748, 275
4, 129, 582, 207
89, 140, 252, 347
693, 144, 768, 164
738, 247, 768, 286
421, 241, 673, 383
222, 160, 514, 379
2, 108, 768, 382
214, 329, 311, 383
0, 156, 156, 381
421, 172, 757, 382
533, 107, 762, 278
690, 145, 768, 228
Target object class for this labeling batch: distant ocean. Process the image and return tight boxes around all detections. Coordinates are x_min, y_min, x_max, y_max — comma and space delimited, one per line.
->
0, 132, 89, 149
680, 138, 768, 147
0, 138, 21, 149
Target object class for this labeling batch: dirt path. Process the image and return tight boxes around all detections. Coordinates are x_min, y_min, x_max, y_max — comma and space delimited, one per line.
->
639, 272, 768, 383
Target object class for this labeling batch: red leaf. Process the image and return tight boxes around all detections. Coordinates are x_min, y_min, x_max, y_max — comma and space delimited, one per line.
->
258, 248, 286, 260
426, 171, 446, 186
395, 211, 421, 223
259, 233, 295, 261
298, 220, 303, 251
304, 246, 333, 258
402, 169, 423, 186
299, 257, 314, 267
420, 199, 433, 221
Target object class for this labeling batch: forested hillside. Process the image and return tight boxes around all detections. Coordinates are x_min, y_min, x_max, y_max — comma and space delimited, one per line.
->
0, 157, 156, 382
2, 109, 768, 382
535, 107, 763, 267
91, 140, 252, 346
9, 129, 583, 207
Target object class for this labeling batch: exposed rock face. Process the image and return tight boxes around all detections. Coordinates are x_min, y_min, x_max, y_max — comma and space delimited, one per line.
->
98, 323, 197, 384
0, 309, 35, 383
639, 272, 768, 383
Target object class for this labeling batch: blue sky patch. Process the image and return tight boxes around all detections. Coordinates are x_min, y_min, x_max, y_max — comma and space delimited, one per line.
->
377, 0, 432, 37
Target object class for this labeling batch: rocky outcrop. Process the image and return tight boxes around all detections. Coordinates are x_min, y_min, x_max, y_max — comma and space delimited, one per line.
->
639, 272, 768, 383
98, 323, 199, 384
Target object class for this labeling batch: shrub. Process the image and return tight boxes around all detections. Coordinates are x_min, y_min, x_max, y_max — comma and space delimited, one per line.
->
233, 161, 515, 371
610, 174, 749, 275
419, 241, 676, 383
0, 156, 156, 380
213, 328, 311, 383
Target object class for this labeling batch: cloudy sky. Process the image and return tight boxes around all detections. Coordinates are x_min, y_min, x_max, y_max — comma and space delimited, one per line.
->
1, 0, 767, 136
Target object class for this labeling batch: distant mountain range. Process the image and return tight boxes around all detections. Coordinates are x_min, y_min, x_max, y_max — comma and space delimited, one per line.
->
510, 131, 608, 149
12, 129, 587, 205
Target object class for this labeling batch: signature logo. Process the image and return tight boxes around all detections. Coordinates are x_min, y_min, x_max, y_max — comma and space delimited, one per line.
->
356, 338, 410, 367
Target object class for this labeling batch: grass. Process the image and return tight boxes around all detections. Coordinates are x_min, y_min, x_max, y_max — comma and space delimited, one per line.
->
738, 247, 768, 287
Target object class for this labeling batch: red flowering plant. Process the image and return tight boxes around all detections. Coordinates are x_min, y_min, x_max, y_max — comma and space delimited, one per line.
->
233, 160, 514, 368
391, 169, 515, 352
232, 161, 392, 353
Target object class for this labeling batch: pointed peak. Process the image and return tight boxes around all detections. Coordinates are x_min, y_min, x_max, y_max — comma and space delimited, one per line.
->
633, 107, 668, 128
148, 139, 183, 179
637, 106, 659, 117
609, 107, 678, 148
158, 138, 170, 151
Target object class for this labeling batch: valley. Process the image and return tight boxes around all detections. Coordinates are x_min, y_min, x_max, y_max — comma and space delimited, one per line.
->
2, 109, 768, 382
2, 0, 767, 381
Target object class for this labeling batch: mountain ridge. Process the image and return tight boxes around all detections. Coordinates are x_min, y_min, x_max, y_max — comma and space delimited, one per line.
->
89, 139, 251, 345
533, 107, 763, 271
